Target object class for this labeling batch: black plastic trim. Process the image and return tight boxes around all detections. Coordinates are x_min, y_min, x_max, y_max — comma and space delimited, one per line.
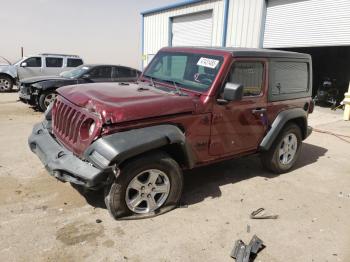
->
259, 108, 309, 151
85, 125, 195, 169
28, 122, 112, 188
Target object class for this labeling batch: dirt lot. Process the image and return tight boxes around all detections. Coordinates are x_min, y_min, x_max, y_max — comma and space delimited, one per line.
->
0, 92, 349, 262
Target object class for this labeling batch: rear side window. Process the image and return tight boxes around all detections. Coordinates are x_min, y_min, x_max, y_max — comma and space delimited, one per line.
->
89, 66, 112, 78
24, 57, 42, 67
117, 67, 136, 77
45, 57, 63, 68
270, 62, 309, 95
229, 62, 264, 96
67, 58, 83, 67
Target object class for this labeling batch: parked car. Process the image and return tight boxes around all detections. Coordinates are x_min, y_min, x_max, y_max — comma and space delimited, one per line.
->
19, 64, 141, 111
0, 53, 83, 92
29, 47, 313, 219
0, 56, 17, 91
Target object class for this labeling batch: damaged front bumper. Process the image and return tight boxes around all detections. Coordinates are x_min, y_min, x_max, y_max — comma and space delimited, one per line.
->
28, 122, 113, 188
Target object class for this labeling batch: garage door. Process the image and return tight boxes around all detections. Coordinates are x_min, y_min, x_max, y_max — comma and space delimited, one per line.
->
172, 11, 213, 46
264, 0, 350, 48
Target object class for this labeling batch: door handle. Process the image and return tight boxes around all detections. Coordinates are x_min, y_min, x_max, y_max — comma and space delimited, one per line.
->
252, 108, 267, 114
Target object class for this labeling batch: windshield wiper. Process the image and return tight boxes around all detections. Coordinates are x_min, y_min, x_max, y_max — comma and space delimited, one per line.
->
142, 75, 187, 96
159, 79, 187, 96
142, 74, 156, 87
171, 80, 187, 96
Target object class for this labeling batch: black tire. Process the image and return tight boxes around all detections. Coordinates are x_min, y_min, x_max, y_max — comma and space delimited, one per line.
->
38, 92, 56, 112
0, 75, 13, 92
104, 151, 183, 220
261, 123, 302, 174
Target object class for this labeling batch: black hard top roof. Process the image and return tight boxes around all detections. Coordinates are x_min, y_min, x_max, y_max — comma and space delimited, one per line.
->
163, 46, 311, 59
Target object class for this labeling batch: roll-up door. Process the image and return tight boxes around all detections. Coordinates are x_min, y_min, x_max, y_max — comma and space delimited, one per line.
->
172, 11, 213, 46
264, 0, 350, 48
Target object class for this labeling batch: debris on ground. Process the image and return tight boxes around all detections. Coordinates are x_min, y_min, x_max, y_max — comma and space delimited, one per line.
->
230, 235, 264, 262
96, 219, 102, 223
250, 208, 279, 219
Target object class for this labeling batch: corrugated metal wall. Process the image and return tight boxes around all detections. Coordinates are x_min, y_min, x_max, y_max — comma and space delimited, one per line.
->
226, 0, 266, 48
143, 0, 225, 66
264, 0, 350, 48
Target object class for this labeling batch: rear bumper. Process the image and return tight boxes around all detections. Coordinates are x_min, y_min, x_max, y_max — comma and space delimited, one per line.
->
28, 122, 112, 188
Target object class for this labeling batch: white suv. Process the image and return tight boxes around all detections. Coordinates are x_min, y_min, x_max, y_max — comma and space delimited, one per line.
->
0, 53, 83, 91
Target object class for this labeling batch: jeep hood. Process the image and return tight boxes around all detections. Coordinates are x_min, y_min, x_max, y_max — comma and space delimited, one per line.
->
57, 83, 197, 123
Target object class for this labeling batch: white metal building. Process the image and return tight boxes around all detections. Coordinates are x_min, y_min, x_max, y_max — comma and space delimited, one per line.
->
141, 0, 350, 95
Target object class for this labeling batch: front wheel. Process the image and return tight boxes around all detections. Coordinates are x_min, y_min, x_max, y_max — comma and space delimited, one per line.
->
261, 123, 302, 174
39, 92, 57, 111
104, 151, 183, 219
0, 75, 13, 92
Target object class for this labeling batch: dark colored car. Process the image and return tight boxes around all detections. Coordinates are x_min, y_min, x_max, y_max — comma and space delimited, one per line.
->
29, 47, 313, 219
19, 64, 141, 111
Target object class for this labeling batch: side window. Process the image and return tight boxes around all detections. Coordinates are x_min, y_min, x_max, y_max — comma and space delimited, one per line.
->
89, 67, 112, 78
67, 59, 83, 67
117, 67, 136, 77
270, 62, 309, 95
45, 57, 63, 68
229, 62, 264, 96
24, 57, 42, 67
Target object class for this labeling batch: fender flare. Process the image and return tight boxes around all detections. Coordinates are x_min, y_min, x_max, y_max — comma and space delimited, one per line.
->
84, 125, 195, 169
259, 108, 309, 151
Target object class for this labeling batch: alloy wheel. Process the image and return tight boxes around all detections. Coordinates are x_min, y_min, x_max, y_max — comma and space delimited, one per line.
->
279, 133, 298, 165
125, 169, 170, 214
44, 93, 57, 108
0, 78, 11, 91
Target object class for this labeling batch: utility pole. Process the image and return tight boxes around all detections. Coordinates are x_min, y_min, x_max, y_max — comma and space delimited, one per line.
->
21, 47, 24, 58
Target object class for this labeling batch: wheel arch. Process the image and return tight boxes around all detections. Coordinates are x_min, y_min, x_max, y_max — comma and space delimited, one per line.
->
84, 125, 196, 171
260, 108, 310, 151
0, 73, 15, 82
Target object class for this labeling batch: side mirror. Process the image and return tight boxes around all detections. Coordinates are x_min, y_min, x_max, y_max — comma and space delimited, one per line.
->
21, 62, 27, 67
217, 82, 244, 104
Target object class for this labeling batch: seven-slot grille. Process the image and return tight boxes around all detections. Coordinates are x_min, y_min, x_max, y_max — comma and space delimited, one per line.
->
53, 97, 88, 144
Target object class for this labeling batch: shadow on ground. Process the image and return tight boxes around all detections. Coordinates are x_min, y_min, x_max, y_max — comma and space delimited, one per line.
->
74, 142, 327, 210
182, 142, 327, 205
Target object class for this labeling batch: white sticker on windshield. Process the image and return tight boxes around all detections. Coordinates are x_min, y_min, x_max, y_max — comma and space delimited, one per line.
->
197, 57, 219, 69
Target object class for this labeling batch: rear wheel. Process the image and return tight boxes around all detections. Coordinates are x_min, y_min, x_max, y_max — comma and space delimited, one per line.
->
39, 92, 57, 111
104, 151, 183, 219
261, 123, 302, 174
0, 75, 13, 92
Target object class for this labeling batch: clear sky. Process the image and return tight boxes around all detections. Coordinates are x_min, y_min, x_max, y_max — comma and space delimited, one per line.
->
0, 0, 176, 69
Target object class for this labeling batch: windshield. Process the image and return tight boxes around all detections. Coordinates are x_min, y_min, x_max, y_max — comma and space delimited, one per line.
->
60, 66, 89, 78
143, 52, 224, 92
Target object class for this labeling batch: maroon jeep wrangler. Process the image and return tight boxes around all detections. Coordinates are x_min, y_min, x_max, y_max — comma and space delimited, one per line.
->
29, 47, 313, 219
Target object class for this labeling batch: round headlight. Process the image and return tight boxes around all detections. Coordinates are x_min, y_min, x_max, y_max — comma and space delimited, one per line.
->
88, 122, 96, 137
80, 119, 96, 140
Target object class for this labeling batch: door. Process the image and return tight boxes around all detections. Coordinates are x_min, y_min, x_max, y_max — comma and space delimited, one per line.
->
42, 57, 64, 76
209, 60, 268, 156
264, 0, 350, 48
17, 57, 43, 80
171, 11, 213, 46
87, 66, 113, 83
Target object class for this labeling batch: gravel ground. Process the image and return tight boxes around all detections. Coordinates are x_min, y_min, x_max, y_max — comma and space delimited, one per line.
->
0, 92, 349, 262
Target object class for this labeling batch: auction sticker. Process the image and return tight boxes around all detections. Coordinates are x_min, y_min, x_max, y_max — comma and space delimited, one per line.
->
197, 57, 219, 69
